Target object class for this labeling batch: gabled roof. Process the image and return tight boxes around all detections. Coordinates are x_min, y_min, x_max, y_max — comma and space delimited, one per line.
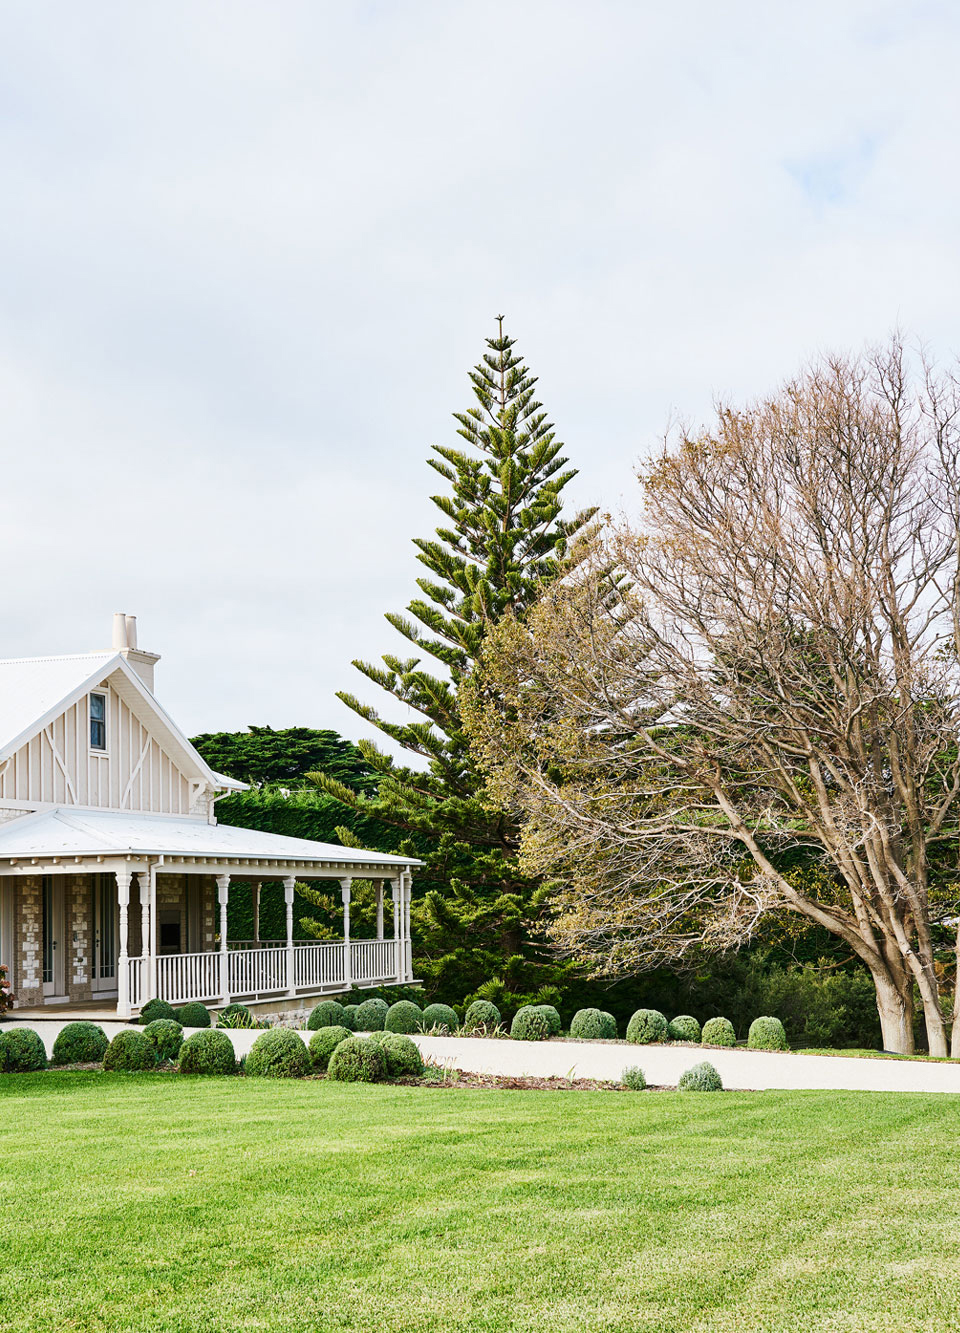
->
0, 653, 244, 793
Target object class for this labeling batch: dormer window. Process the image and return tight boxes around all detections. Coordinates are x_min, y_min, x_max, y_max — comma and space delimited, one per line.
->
89, 693, 107, 751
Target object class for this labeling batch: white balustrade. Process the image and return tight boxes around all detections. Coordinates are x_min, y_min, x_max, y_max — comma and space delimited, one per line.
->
350, 939, 398, 984
227, 946, 288, 996
127, 956, 146, 1010
293, 941, 345, 990
156, 951, 222, 1004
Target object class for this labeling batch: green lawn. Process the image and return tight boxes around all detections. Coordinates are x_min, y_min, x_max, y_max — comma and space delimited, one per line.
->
3, 1074, 960, 1332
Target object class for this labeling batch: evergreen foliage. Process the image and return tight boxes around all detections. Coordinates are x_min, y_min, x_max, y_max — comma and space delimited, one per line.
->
180, 1030, 238, 1075
462, 999, 501, 1033
308, 1025, 352, 1070
245, 1029, 310, 1078
701, 1017, 737, 1048
748, 1016, 789, 1051
327, 1035, 387, 1083
307, 1000, 346, 1031
626, 1010, 668, 1044
175, 1003, 211, 1029
621, 1065, 647, 1091
569, 1008, 617, 1040
419, 1003, 458, 1033
138, 999, 175, 1026
103, 1031, 155, 1072
510, 1006, 551, 1041
667, 1015, 702, 1043
51, 1022, 109, 1066
384, 1001, 422, 1033
143, 1020, 184, 1062
367, 1031, 425, 1078
355, 998, 389, 1031
0, 1027, 48, 1072
677, 1062, 724, 1092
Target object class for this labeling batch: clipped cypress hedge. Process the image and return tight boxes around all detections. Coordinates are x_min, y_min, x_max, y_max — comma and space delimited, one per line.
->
419, 1003, 458, 1034
384, 1000, 422, 1034
678, 1061, 723, 1092
354, 998, 389, 1032
307, 1000, 347, 1031
51, 1021, 109, 1066
702, 1017, 736, 1047
0, 1027, 48, 1072
462, 999, 501, 1033
626, 1009, 668, 1044
667, 1014, 702, 1043
368, 1031, 425, 1078
245, 1028, 310, 1078
327, 1035, 387, 1082
569, 1008, 618, 1040
180, 1029, 237, 1075
340, 1005, 359, 1031
510, 1006, 551, 1042
143, 1019, 184, 1062
535, 1005, 562, 1036
103, 1030, 156, 1072
748, 1016, 789, 1051
138, 998, 176, 1026
175, 1003, 211, 1028
308, 1025, 352, 1071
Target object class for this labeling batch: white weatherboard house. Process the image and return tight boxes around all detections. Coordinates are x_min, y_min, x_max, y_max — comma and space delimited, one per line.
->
0, 614, 417, 1019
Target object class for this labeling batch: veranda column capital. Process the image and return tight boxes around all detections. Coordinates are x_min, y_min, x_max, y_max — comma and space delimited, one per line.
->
340, 877, 352, 904
282, 875, 296, 903
216, 873, 231, 905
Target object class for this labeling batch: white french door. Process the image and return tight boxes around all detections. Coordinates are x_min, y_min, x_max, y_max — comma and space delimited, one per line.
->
41, 876, 66, 999
92, 875, 118, 994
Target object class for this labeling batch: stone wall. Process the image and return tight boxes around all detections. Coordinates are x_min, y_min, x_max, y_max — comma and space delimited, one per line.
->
68, 874, 92, 1003
15, 876, 42, 1007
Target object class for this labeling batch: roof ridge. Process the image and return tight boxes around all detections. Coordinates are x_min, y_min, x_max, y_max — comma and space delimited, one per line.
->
0, 651, 115, 666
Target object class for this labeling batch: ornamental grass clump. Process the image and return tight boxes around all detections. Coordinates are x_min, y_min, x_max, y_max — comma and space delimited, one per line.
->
384, 1000, 422, 1033
510, 1006, 550, 1041
626, 1009, 668, 1044
678, 1061, 723, 1092
702, 1017, 737, 1048
51, 1021, 109, 1066
138, 998, 176, 1025
103, 1030, 156, 1072
308, 1025, 352, 1071
216, 1004, 256, 1029
175, 1003, 211, 1028
419, 1003, 458, 1034
748, 1016, 789, 1051
179, 1029, 237, 1075
327, 1035, 387, 1082
667, 1015, 702, 1043
368, 1031, 425, 1078
354, 998, 389, 1032
621, 1065, 647, 1091
569, 1008, 618, 1040
143, 1019, 184, 1062
307, 1000, 346, 1031
245, 1028, 310, 1078
0, 1027, 48, 1072
462, 999, 501, 1033
535, 1005, 562, 1035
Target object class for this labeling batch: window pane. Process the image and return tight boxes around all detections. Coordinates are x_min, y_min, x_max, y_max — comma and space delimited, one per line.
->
90, 694, 105, 721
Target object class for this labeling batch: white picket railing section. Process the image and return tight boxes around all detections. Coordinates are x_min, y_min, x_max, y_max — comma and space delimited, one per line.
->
351, 939, 397, 984
294, 942, 346, 990
127, 956, 147, 1010
156, 951, 223, 1004
228, 946, 288, 996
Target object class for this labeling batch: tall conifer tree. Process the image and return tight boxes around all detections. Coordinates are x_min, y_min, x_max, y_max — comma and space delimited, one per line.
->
314, 320, 595, 998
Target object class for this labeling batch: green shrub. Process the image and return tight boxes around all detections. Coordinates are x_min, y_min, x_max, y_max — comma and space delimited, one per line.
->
535, 1005, 562, 1036
327, 1035, 387, 1082
462, 999, 501, 1033
143, 1019, 184, 1062
748, 1016, 789, 1051
569, 1008, 618, 1040
51, 1021, 108, 1066
368, 1031, 425, 1078
385, 1000, 422, 1033
103, 1030, 156, 1072
0, 1027, 48, 1072
216, 1003, 255, 1029
626, 1009, 668, 1044
419, 1003, 458, 1034
621, 1065, 647, 1091
678, 1061, 723, 1092
702, 1017, 736, 1047
307, 1000, 346, 1031
179, 1029, 237, 1075
354, 998, 389, 1032
510, 1006, 551, 1041
341, 1005, 359, 1031
138, 998, 176, 1025
308, 1025, 352, 1071
667, 1014, 702, 1043
175, 1003, 211, 1028
245, 1028, 310, 1078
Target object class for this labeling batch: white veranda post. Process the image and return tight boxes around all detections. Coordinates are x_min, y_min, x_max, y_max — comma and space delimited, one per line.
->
391, 878, 402, 982
403, 871, 413, 983
341, 879, 352, 989
217, 874, 231, 1007
284, 876, 296, 995
376, 880, 384, 940
139, 871, 150, 974
116, 869, 132, 1019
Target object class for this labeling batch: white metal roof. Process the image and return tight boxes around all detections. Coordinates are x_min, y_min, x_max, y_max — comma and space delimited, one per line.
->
0, 807, 419, 870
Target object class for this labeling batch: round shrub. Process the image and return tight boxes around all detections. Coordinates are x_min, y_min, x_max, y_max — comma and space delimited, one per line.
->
384, 1000, 422, 1034
216, 1003, 254, 1028
51, 1021, 108, 1066
748, 1016, 788, 1051
341, 1005, 359, 1031
245, 1028, 310, 1078
354, 998, 389, 1032
621, 1065, 647, 1091
179, 1029, 237, 1075
419, 1003, 458, 1034
308, 1024, 352, 1071
678, 1061, 723, 1092
535, 1005, 562, 1036
702, 1017, 737, 1048
307, 999, 346, 1031
368, 1031, 425, 1078
327, 1034, 387, 1082
175, 1003, 211, 1028
510, 1006, 551, 1042
569, 1008, 618, 1041
626, 1009, 668, 1044
138, 998, 176, 1025
667, 1014, 702, 1043
143, 1019, 184, 1062
103, 1030, 156, 1072
1, 1027, 47, 1072
463, 999, 501, 1033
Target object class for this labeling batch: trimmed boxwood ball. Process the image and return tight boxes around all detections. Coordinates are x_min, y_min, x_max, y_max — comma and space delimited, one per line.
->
308, 1025, 352, 1071
510, 1006, 551, 1042
667, 1014, 702, 1043
340, 1005, 359, 1031
307, 999, 346, 1031
175, 1002, 210, 1028
385, 1000, 422, 1034
327, 1035, 387, 1082
51, 1021, 109, 1066
419, 1003, 458, 1034
246, 1028, 310, 1078
1, 1027, 48, 1072
368, 1031, 425, 1078
535, 1005, 562, 1036
702, 1017, 737, 1048
143, 1019, 184, 1062
216, 1003, 253, 1028
678, 1061, 723, 1092
569, 1008, 618, 1040
138, 997, 176, 1025
103, 1029, 156, 1072
748, 1016, 789, 1051
354, 998, 389, 1032
463, 999, 501, 1033
621, 1065, 647, 1091
179, 1029, 237, 1075
626, 1009, 668, 1044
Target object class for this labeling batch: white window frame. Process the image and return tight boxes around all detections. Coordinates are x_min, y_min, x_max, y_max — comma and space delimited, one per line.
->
89, 691, 108, 754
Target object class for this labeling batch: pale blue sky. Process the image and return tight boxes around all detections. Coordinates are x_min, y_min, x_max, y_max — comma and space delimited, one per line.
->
1, 1, 959, 746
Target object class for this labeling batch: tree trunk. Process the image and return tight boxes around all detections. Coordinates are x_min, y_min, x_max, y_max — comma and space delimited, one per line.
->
951, 918, 960, 1059
872, 966, 915, 1054
917, 975, 948, 1058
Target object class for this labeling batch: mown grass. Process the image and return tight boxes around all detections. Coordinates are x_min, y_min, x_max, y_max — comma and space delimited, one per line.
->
2, 1073, 960, 1332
